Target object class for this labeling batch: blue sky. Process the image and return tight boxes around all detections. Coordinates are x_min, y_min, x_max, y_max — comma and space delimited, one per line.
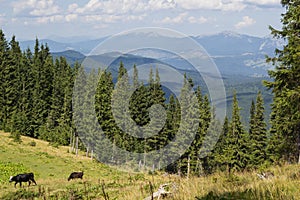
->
0, 0, 284, 40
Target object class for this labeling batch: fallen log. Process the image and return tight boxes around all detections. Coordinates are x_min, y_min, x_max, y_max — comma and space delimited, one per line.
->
256, 172, 274, 180
144, 183, 172, 200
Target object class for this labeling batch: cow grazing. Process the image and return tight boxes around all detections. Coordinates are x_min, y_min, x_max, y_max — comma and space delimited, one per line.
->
68, 171, 84, 181
9, 173, 37, 188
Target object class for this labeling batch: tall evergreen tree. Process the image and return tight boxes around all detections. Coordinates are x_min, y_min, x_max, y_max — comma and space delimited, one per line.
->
249, 91, 267, 168
175, 75, 200, 176
0, 30, 10, 130
32, 41, 54, 137
223, 91, 248, 172
146, 67, 166, 151
264, 0, 300, 163
212, 116, 229, 171
249, 100, 256, 136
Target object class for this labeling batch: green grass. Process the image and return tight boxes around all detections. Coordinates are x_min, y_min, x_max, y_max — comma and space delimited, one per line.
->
0, 131, 151, 199
1, 131, 300, 199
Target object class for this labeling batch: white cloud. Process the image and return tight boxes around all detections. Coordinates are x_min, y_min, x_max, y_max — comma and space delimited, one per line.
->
13, 0, 60, 16
85, 13, 145, 23
0, 14, 6, 26
175, 0, 222, 10
221, 1, 246, 11
12, 0, 36, 14
175, 0, 247, 11
188, 16, 207, 24
125, 14, 146, 21
160, 13, 208, 24
161, 12, 187, 24
174, 0, 279, 11
148, 0, 176, 10
74, 0, 174, 15
235, 16, 256, 29
245, 0, 280, 5
67, 3, 79, 13
7, 0, 280, 30
65, 14, 77, 22
36, 15, 64, 24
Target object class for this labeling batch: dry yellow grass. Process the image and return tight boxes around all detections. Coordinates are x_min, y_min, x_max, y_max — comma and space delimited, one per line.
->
1, 130, 300, 199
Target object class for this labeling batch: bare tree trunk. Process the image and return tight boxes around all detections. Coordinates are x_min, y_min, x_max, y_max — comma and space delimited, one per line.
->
72, 134, 75, 153
298, 132, 300, 164
86, 145, 89, 157
158, 161, 161, 170
112, 138, 115, 163
91, 149, 93, 160
139, 160, 142, 171
187, 155, 190, 179
69, 130, 73, 153
75, 135, 79, 156
143, 151, 146, 170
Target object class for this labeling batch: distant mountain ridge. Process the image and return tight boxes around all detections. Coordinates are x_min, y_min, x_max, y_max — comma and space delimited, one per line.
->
20, 31, 284, 77
19, 31, 283, 56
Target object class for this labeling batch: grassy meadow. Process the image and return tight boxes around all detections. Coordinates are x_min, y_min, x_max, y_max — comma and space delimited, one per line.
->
0, 130, 300, 199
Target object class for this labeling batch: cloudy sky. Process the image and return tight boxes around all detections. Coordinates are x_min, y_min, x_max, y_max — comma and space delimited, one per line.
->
0, 0, 284, 40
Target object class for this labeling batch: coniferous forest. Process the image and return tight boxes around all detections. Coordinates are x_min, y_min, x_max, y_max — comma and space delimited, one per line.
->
0, 0, 299, 179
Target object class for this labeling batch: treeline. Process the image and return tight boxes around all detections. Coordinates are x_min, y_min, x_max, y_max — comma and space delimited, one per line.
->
68, 58, 269, 174
0, 19, 299, 175
0, 30, 78, 145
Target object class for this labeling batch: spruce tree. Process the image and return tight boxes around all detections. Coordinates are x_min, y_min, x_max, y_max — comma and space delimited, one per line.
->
264, 0, 300, 163
223, 91, 248, 172
31, 41, 54, 137
176, 74, 200, 176
212, 116, 229, 171
249, 100, 256, 137
0, 30, 10, 130
248, 91, 267, 168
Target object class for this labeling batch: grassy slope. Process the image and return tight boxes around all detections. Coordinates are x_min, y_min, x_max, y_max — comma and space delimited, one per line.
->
0, 131, 156, 199
1, 131, 300, 199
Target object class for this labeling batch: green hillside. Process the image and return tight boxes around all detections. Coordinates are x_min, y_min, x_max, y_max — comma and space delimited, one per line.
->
0, 131, 160, 199
1, 131, 300, 200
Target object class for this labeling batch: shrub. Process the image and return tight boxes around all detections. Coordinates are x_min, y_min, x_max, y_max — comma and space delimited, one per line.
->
28, 141, 36, 147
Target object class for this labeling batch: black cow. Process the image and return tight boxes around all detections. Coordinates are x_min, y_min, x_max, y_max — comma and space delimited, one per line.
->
68, 171, 84, 181
9, 172, 37, 188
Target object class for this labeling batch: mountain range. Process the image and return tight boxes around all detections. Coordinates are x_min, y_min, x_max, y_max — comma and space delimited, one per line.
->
19, 31, 284, 77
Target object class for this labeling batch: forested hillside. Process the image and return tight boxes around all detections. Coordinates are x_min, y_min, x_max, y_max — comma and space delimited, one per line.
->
0, 28, 275, 176
0, 0, 299, 179
0, 32, 77, 146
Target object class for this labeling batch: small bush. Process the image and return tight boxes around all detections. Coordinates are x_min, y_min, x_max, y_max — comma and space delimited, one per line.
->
28, 141, 36, 147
